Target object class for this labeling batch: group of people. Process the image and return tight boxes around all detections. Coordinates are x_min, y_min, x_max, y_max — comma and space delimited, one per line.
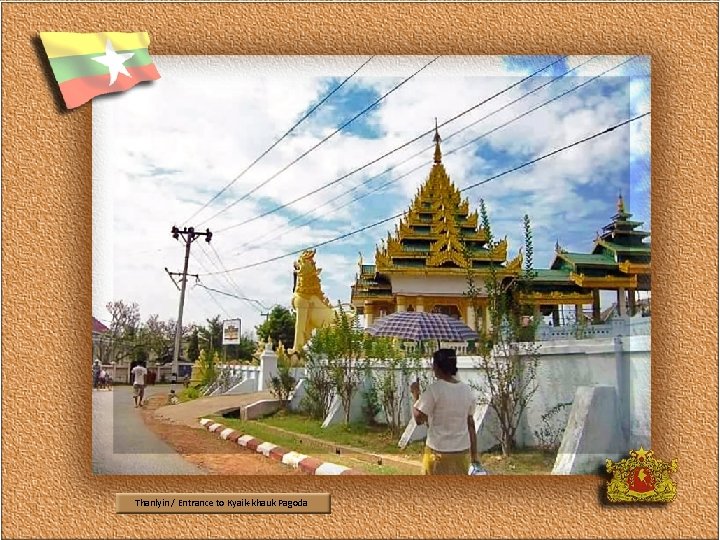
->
92, 360, 113, 390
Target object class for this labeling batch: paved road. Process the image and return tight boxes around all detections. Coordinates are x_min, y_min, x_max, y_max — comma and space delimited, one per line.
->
92, 385, 206, 475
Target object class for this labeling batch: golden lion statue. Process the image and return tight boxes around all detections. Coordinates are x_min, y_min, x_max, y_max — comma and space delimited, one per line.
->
291, 249, 352, 352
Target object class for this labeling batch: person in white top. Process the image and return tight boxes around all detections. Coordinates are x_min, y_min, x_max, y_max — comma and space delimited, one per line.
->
131, 362, 148, 408
410, 348, 479, 475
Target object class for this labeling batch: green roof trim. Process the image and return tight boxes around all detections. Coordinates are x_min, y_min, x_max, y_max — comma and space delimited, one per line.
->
598, 240, 651, 253
559, 252, 618, 266
531, 269, 574, 283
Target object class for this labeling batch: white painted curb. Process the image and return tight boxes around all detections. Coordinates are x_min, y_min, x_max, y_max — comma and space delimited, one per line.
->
315, 462, 350, 475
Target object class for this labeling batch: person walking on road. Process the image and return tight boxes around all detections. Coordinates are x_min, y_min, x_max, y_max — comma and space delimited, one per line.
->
410, 348, 480, 475
131, 361, 148, 408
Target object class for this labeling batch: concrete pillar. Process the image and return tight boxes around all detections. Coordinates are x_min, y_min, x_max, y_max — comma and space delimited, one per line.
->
533, 304, 541, 320
592, 289, 601, 324
258, 346, 278, 392
483, 305, 490, 333
466, 304, 476, 331
617, 288, 627, 317
575, 304, 583, 323
628, 289, 637, 316
396, 297, 407, 313
364, 301, 375, 326
415, 298, 425, 313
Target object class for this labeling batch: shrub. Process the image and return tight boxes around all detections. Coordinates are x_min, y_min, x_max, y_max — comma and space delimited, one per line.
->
533, 401, 573, 452
269, 365, 296, 410
361, 381, 382, 425
301, 338, 336, 420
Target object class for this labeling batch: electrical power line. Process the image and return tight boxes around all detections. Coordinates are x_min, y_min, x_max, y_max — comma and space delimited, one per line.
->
198, 111, 649, 277
197, 242, 264, 314
183, 56, 376, 226
236, 55, 603, 253
195, 281, 270, 311
199, 56, 441, 227
207, 242, 266, 314
214, 56, 568, 234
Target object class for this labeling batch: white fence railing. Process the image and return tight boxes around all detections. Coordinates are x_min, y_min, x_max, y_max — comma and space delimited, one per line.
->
536, 316, 650, 341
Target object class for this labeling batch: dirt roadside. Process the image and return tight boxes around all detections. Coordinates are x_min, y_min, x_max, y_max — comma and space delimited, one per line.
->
139, 395, 303, 475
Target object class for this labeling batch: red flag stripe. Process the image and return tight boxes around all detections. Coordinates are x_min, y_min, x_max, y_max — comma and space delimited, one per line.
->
57, 63, 160, 109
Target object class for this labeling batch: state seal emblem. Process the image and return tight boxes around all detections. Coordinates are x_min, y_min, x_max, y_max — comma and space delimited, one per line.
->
606, 447, 678, 503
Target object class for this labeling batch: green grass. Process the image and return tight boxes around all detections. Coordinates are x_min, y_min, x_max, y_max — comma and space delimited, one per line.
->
251, 411, 426, 457
177, 386, 202, 402
479, 449, 557, 475
210, 415, 416, 475
208, 410, 556, 475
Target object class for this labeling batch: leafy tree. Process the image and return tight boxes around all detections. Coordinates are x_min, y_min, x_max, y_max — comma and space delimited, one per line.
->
256, 305, 296, 350
307, 303, 365, 425
467, 203, 541, 457
187, 328, 200, 363
102, 300, 142, 364
302, 340, 336, 420
199, 316, 223, 356
364, 337, 425, 436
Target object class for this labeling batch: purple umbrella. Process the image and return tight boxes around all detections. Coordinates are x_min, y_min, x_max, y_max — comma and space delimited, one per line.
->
366, 311, 479, 343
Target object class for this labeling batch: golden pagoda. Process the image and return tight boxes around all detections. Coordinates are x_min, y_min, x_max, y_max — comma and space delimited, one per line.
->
350, 125, 520, 332
350, 125, 651, 332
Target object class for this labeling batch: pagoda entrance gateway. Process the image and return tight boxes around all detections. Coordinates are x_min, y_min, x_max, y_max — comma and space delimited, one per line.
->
349, 124, 651, 334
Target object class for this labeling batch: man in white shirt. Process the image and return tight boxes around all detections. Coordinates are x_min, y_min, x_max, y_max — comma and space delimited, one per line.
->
410, 349, 479, 475
131, 362, 148, 408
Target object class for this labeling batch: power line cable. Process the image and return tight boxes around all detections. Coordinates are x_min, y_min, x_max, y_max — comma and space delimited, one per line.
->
195, 281, 270, 311
214, 56, 568, 234
237, 55, 602, 252
207, 242, 266, 314
182, 56, 376, 225
197, 242, 265, 314
199, 56, 441, 227
199, 111, 649, 276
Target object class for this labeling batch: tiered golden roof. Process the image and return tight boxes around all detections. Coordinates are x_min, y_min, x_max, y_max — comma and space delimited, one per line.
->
374, 126, 509, 275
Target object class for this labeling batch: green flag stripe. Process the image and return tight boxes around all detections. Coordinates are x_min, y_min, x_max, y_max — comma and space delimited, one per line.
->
49, 49, 154, 84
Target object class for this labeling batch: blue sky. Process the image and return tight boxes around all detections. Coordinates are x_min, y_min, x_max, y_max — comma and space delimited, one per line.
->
93, 55, 651, 334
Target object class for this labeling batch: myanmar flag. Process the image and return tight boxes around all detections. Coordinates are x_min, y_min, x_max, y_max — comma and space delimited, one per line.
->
39, 32, 160, 109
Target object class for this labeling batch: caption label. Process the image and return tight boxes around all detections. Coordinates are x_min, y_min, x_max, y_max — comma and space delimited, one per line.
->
116, 493, 331, 514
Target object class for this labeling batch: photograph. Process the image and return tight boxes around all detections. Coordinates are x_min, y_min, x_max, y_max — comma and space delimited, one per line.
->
91, 54, 651, 476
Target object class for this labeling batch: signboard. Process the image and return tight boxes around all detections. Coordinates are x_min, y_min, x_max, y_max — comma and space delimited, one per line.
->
222, 319, 241, 345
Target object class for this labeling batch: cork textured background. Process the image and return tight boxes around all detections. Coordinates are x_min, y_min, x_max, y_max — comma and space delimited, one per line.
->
2, 3, 718, 539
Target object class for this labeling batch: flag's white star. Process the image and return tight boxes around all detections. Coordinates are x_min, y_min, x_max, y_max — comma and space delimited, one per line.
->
91, 40, 135, 86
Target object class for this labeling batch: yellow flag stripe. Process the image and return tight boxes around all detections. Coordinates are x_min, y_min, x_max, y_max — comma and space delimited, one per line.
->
39, 32, 151, 59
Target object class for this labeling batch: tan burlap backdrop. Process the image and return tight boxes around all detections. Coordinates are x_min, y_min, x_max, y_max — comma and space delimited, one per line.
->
2, 3, 717, 538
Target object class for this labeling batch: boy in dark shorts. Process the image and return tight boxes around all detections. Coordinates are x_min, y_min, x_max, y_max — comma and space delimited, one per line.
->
131, 362, 148, 407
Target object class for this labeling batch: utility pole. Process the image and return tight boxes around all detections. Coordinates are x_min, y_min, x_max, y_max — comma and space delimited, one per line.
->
169, 226, 212, 382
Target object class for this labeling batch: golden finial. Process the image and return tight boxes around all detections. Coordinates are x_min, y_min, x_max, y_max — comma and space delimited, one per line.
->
617, 193, 626, 213
433, 118, 442, 164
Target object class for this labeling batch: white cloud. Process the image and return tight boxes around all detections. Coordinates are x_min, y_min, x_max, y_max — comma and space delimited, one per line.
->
93, 55, 650, 332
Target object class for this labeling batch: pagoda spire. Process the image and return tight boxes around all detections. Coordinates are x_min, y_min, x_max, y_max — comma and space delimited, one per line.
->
617, 193, 626, 213
433, 118, 442, 164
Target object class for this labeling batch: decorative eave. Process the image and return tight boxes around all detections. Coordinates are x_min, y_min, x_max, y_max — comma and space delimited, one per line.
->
569, 272, 638, 289
618, 261, 651, 274
383, 265, 518, 278
594, 238, 651, 257
518, 291, 594, 306
505, 249, 523, 273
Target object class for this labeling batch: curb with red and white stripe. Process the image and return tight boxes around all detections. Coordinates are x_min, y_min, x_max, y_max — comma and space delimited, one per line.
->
199, 418, 364, 475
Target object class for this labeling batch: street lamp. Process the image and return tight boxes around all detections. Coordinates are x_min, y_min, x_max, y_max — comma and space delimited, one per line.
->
111, 361, 116, 385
